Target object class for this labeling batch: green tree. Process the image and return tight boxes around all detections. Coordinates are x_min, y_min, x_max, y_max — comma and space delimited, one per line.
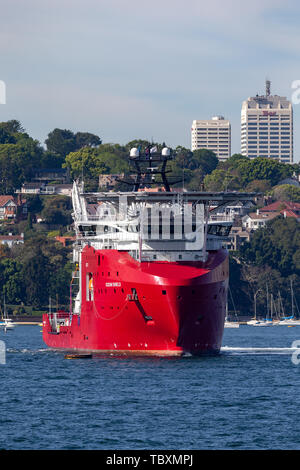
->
41, 196, 72, 226
45, 128, 102, 158
239, 217, 300, 276
245, 179, 272, 193
45, 128, 77, 157
22, 250, 50, 307
236, 158, 293, 187
192, 149, 218, 174
270, 184, 300, 203
204, 169, 241, 191
0, 129, 43, 193
0, 258, 25, 304
0, 119, 25, 134
64, 147, 130, 191
75, 132, 102, 149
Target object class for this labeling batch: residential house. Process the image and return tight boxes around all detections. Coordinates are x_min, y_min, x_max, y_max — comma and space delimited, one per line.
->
259, 201, 300, 220
0, 195, 27, 221
32, 168, 70, 184
242, 210, 280, 231
227, 226, 251, 251
0, 196, 18, 219
48, 184, 72, 196
18, 182, 72, 196
18, 182, 44, 194
55, 235, 76, 247
210, 200, 255, 223
99, 174, 124, 190
0, 233, 24, 248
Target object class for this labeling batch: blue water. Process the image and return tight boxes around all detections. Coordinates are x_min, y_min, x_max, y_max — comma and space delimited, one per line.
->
1, 325, 300, 450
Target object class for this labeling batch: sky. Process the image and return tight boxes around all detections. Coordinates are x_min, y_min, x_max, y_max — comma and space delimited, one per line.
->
1, 0, 300, 161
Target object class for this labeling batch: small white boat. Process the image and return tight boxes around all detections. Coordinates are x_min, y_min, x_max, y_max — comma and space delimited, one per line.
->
224, 321, 239, 328
0, 319, 15, 330
224, 289, 239, 327
276, 318, 300, 326
0, 297, 15, 330
275, 281, 300, 326
253, 320, 275, 326
247, 318, 260, 325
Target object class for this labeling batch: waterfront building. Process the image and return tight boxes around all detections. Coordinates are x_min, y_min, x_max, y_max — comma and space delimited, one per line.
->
191, 116, 231, 161
241, 80, 293, 163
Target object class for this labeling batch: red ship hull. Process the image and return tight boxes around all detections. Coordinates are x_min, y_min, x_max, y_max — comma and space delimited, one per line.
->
43, 246, 229, 356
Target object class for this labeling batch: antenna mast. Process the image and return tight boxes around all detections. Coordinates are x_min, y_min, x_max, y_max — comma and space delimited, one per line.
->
266, 79, 271, 97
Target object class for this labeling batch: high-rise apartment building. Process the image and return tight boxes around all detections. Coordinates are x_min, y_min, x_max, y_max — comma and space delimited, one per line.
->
191, 116, 231, 161
241, 81, 293, 163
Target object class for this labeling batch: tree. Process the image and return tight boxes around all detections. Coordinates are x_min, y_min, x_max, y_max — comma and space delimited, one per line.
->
41, 196, 72, 226
45, 128, 77, 157
0, 258, 25, 304
236, 158, 293, 187
0, 128, 16, 145
22, 250, 50, 306
64, 147, 130, 191
204, 169, 241, 191
75, 132, 101, 149
0, 120, 25, 134
239, 217, 300, 277
45, 128, 102, 158
192, 149, 218, 174
270, 184, 300, 203
219, 153, 249, 170
126, 139, 153, 151
6, 233, 73, 308
245, 179, 272, 193
0, 140, 43, 193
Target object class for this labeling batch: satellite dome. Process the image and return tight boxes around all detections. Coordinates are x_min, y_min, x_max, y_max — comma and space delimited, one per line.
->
130, 148, 140, 158
161, 147, 170, 156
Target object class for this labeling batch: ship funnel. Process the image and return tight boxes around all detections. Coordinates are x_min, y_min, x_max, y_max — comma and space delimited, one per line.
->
130, 148, 140, 158
161, 147, 170, 156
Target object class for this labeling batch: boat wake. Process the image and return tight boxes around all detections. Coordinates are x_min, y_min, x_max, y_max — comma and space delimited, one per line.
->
6, 348, 52, 355
221, 346, 298, 356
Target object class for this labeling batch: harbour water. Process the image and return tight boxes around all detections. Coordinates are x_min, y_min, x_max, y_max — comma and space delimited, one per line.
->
1, 325, 300, 450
